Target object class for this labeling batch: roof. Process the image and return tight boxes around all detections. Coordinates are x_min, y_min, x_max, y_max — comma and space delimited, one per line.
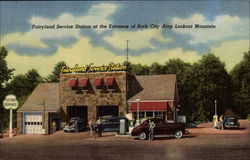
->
18, 83, 59, 112
128, 74, 177, 101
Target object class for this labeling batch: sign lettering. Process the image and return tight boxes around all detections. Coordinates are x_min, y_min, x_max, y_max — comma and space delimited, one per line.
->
61, 63, 127, 74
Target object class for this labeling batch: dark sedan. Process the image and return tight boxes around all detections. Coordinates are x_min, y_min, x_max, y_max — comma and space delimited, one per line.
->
131, 118, 186, 140
93, 116, 129, 133
223, 116, 240, 129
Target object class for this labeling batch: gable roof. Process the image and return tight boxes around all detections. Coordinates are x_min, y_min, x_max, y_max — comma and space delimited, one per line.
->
128, 74, 177, 101
18, 83, 59, 112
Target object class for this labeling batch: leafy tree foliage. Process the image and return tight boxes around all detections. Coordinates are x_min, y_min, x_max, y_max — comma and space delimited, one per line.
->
44, 61, 66, 83
6, 69, 43, 98
230, 51, 250, 118
191, 54, 231, 121
0, 47, 14, 132
130, 63, 149, 75
162, 59, 195, 121
4, 69, 43, 128
149, 62, 163, 75
0, 47, 14, 89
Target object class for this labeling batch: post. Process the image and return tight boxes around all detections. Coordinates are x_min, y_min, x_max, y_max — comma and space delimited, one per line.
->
213, 100, 218, 129
215, 100, 217, 116
9, 109, 13, 137
43, 100, 45, 129
135, 99, 140, 126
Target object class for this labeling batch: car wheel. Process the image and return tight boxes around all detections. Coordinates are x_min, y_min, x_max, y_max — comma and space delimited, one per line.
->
138, 132, 147, 140
175, 130, 183, 139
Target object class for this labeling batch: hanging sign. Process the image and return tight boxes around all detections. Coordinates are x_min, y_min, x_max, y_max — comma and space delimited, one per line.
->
3, 95, 19, 110
60, 63, 127, 74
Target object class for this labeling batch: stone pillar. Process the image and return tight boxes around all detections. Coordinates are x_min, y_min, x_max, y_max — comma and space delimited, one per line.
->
16, 112, 23, 134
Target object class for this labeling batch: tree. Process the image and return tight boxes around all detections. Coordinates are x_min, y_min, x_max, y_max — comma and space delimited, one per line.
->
191, 53, 231, 121
5, 69, 43, 128
149, 62, 163, 75
6, 69, 43, 98
131, 63, 149, 75
45, 61, 66, 83
162, 59, 194, 121
0, 47, 14, 132
230, 51, 250, 118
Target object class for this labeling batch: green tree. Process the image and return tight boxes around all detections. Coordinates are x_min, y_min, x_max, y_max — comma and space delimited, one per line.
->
230, 51, 250, 118
6, 69, 43, 98
149, 62, 163, 75
45, 61, 66, 82
0, 47, 14, 132
5, 69, 43, 128
191, 53, 231, 121
131, 63, 149, 75
162, 59, 194, 121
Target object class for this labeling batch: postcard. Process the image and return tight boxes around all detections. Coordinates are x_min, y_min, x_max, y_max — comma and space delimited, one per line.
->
0, 1, 249, 160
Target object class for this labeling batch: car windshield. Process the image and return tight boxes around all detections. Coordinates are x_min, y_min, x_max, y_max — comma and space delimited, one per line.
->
228, 118, 236, 122
141, 120, 149, 126
69, 122, 76, 126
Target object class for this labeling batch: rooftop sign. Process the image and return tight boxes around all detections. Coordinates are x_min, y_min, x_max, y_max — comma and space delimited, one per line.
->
60, 63, 127, 74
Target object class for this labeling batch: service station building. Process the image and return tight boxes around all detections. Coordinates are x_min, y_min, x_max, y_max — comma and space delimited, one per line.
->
17, 64, 179, 134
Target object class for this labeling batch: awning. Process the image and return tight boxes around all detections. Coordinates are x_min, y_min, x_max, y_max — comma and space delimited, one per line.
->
93, 78, 103, 86
79, 78, 88, 87
106, 76, 115, 85
130, 102, 168, 111
68, 78, 78, 87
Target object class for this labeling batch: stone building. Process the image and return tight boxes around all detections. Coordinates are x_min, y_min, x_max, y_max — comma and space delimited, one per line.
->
17, 70, 179, 134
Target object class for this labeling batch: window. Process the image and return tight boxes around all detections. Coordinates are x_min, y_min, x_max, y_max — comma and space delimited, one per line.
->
155, 111, 164, 118
146, 112, 153, 117
68, 78, 78, 88
107, 85, 115, 90
93, 78, 104, 90
79, 78, 89, 91
106, 77, 115, 91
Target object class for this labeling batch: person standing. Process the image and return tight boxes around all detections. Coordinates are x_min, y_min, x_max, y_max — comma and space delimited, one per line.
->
219, 115, 224, 130
88, 117, 95, 138
96, 118, 102, 137
51, 121, 57, 134
148, 120, 155, 141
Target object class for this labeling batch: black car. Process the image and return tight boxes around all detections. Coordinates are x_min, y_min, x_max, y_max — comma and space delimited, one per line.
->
223, 116, 240, 129
93, 116, 129, 133
63, 117, 86, 132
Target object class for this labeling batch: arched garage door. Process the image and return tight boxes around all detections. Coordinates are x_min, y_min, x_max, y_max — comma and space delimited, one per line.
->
23, 112, 44, 134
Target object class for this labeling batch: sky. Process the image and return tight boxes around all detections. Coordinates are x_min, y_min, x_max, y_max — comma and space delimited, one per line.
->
0, 0, 249, 77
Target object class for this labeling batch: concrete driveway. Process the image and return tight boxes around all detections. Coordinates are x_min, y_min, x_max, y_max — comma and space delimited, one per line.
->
1, 120, 249, 160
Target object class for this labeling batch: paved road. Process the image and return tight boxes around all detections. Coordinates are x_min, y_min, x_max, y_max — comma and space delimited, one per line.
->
1, 120, 249, 160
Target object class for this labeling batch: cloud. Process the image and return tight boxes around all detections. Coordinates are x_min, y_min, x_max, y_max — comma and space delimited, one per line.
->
103, 29, 171, 50
171, 14, 249, 44
6, 37, 201, 77
1, 3, 118, 55
211, 40, 249, 71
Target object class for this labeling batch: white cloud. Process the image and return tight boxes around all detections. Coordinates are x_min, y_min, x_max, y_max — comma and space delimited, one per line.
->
6, 37, 201, 77
211, 40, 249, 71
103, 29, 171, 50
1, 3, 118, 49
171, 14, 249, 44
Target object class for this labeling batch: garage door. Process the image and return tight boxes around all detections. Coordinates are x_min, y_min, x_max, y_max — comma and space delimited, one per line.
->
24, 113, 44, 134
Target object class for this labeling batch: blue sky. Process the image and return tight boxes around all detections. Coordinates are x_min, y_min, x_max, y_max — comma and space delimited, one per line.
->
0, 1, 249, 76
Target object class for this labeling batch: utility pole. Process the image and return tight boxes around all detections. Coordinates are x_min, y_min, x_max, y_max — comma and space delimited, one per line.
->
125, 40, 129, 65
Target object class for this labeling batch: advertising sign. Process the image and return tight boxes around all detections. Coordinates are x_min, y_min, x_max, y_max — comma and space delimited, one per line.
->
3, 95, 19, 110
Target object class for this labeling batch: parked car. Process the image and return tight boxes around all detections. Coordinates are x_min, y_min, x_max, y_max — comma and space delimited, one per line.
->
223, 116, 240, 129
186, 123, 197, 128
131, 118, 186, 140
63, 117, 86, 132
93, 116, 129, 133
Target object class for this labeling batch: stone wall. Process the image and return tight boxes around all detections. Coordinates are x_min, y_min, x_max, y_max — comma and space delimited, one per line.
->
60, 72, 132, 123
16, 112, 22, 134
